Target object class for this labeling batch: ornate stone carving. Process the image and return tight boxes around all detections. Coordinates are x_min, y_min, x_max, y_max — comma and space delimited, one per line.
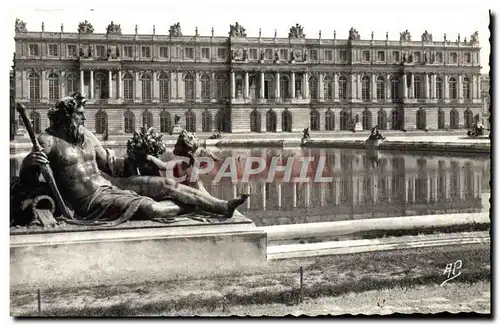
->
470, 31, 479, 43
400, 29, 411, 41
231, 49, 244, 61
348, 27, 360, 41
229, 22, 247, 37
15, 18, 27, 33
106, 21, 122, 35
169, 22, 182, 37
288, 23, 305, 39
78, 20, 94, 34
421, 30, 433, 42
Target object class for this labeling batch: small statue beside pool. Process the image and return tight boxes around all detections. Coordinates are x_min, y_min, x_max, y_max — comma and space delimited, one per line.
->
366, 126, 386, 148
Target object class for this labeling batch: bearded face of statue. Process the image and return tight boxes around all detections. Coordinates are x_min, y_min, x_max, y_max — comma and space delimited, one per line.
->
67, 105, 87, 147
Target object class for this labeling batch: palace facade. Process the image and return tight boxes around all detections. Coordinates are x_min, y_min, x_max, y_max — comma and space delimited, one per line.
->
13, 20, 483, 135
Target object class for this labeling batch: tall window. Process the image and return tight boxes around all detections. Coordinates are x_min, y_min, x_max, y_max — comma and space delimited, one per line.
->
390, 76, 400, 100
325, 109, 335, 130
266, 110, 277, 132
362, 109, 372, 130
184, 73, 195, 101
123, 73, 134, 101
66, 73, 78, 95
450, 109, 459, 129
216, 74, 228, 100
250, 109, 261, 132
438, 109, 445, 129
202, 109, 213, 132
48, 73, 60, 101
185, 110, 196, 132
463, 77, 471, 100
338, 76, 347, 100
377, 109, 387, 130
94, 72, 107, 99
201, 74, 211, 101
28, 71, 40, 102
449, 77, 457, 100
414, 76, 422, 99
376, 76, 385, 100
309, 76, 318, 99
95, 110, 107, 134
324, 76, 333, 100
361, 76, 370, 101
310, 110, 320, 131
124, 110, 135, 133
159, 72, 170, 102
464, 109, 473, 128
142, 110, 153, 128
340, 110, 350, 130
436, 77, 443, 99
280, 76, 289, 99
282, 110, 292, 132
141, 74, 152, 101
30, 111, 41, 134
160, 110, 171, 133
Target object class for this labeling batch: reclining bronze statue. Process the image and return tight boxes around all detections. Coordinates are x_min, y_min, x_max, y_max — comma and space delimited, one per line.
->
11, 92, 249, 228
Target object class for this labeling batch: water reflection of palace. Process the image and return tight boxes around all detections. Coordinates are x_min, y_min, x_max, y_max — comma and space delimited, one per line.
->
10, 148, 490, 227
197, 148, 490, 226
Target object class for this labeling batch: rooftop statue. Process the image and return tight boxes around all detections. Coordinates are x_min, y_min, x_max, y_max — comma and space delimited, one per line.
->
11, 93, 249, 228
470, 31, 479, 43
348, 27, 360, 41
15, 18, 27, 33
78, 20, 94, 34
169, 22, 182, 37
106, 21, 122, 35
400, 29, 412, 41
421, 30, 433, 42
288, 23, 305, 39
229, 22, 247, 37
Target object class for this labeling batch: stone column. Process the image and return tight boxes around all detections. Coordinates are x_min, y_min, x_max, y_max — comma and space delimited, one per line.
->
476, 75, 481, 99
89, 70, 94, 99
371, 73, 377, 101
195, 71, 201, 100
244, 71, 249, 99
291, 72, 296, 99
108, 70, 113, 99
80, 69, 84, 93
357, 73, 362, 99
426, 176, 431, 203
319, 73, 324, 100
350, 73, 356, 100
41, 70, 48, 101
443, 74, 449, 100
333, 73, 339, 101
471, 75, 477, 100
135, 71, 141, 101
210, 71, 216, 101
457, 74, 463, 100
177, 71, 182, 100
304, 72, 309, 99
275, 71, 280, 99
118, 70, 123, 99
402, 73, 408, 99
410, 73, 415, 98
424, 73, 429, 99
335, 179, 340, 205
277, 184, 282, 208
292, 182, 297, 207
153, 70, 159, 101
431, 74, 436, 99
260, 71, 265, 99
386, 74, 391, 100
231, 70, 236, 99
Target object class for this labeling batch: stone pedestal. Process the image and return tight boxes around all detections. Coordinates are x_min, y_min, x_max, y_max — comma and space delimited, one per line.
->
170, 124, 183, 135
354, 122, 363, 132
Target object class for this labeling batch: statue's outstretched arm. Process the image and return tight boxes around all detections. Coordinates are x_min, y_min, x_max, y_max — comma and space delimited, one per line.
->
83, 127, 116, 174
19, 134, 53, 184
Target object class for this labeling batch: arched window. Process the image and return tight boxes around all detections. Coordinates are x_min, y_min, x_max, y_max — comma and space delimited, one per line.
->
280, 75, 290, 99
295, 75, 303, 98
266, 110, 277, 132
450, 109, 459, 129
390, 76, 400, 100
184, 73, 195, 101
66, 73, 78, 95
325, 109, 335, 131
185, 110, 196, 132
95, 109, 108, 134
377, 109, 387, 130
362, 109, 372, 130
28, 71, 40, 102
414, 76, 422, 99
436, 77, 443, 99
216, 74, 229, 100
282, 109, 292, 132
338, 76, 348, 100
250, 109, 261, 132
309, 75, 318, 99
324, 76, 333, 100
30, 110, 41, 134
94, 72, 107, 100
416, 108, 426, 130
391, 109, 403, 130
142, 110, 153, 128
449, 77, 457, 100
159, 72, 170, 102
464, 108, 473, 129
361, 76, 370, 100
202, 109, 213, 132
215, 109, 227, 132
438, 109, 445, 129
48, 73, 60, 101
340, 109, 350, 130
310, 109, 320, 131
376, 76, 385, 100
123, 73, 134, 101
160, 110, 171, 133
201, 74, 211, 101
264, 75, 274, 99
141, 73, 152, 101
463, 77, 471, 100
124, 110, 135, 133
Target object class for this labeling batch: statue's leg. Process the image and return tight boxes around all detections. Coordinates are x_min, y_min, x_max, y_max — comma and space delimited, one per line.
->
137, 200, 195, 221
112, 175, 248, 218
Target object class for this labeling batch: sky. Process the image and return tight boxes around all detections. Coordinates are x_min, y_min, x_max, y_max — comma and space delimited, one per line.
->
4, 0, 492, 74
